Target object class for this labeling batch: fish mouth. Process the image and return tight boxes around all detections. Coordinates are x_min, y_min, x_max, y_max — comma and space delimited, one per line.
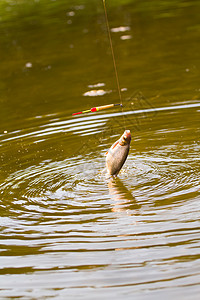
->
121, 130, 131, 144
123, 130, 131, 141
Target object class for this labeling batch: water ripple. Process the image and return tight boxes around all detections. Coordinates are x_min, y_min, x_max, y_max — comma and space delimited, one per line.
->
0, 101, 200, 299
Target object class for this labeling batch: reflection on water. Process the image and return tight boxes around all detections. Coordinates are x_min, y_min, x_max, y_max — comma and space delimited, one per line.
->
0, 0, 200, 299
108, 177, 140, 213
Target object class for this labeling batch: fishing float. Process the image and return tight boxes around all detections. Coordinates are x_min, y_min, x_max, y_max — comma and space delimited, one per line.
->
72, 103, 122, 115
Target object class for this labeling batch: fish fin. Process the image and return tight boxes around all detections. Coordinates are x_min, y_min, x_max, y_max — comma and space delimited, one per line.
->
111, 140, 119, 150
105, 140, 119, 156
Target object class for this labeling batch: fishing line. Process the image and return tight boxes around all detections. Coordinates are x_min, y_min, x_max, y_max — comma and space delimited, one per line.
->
72, 0, 127, 129
102, 0, 126, 128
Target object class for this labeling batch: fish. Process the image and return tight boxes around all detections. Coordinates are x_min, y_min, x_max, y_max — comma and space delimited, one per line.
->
105, 130, 131, 176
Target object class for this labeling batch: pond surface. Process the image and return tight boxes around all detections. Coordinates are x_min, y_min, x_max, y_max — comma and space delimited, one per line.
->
0, 0, 200, 299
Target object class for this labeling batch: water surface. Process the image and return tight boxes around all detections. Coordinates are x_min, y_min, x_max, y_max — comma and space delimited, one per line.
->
0, 0, 200, 299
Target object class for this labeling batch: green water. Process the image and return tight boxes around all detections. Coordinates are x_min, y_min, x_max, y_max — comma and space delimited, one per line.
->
0, 0, 200, 299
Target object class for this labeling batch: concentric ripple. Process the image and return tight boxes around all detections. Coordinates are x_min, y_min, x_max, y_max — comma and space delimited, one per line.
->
0, 102, 200, 300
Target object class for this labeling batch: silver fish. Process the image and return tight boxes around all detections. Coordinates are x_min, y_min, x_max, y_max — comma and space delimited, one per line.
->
106, 130, 131, 176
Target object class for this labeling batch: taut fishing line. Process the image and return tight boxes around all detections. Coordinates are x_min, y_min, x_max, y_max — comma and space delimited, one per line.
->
102, 0, 126, 128
73, 0, 126, 128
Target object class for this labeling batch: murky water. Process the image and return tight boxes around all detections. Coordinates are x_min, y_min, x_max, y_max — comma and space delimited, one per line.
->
0, 0, 200, 299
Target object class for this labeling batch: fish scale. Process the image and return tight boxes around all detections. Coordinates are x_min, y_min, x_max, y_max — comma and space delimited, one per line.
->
106, 130, 131, 176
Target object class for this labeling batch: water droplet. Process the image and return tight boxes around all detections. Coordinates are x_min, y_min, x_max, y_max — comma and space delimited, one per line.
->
111, 26, 130, 33
83, 89, 110, 96
25, 62, 32, 68
88, 83, 105, 88
66, 11, 75, 17
120, 35, 132, 40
